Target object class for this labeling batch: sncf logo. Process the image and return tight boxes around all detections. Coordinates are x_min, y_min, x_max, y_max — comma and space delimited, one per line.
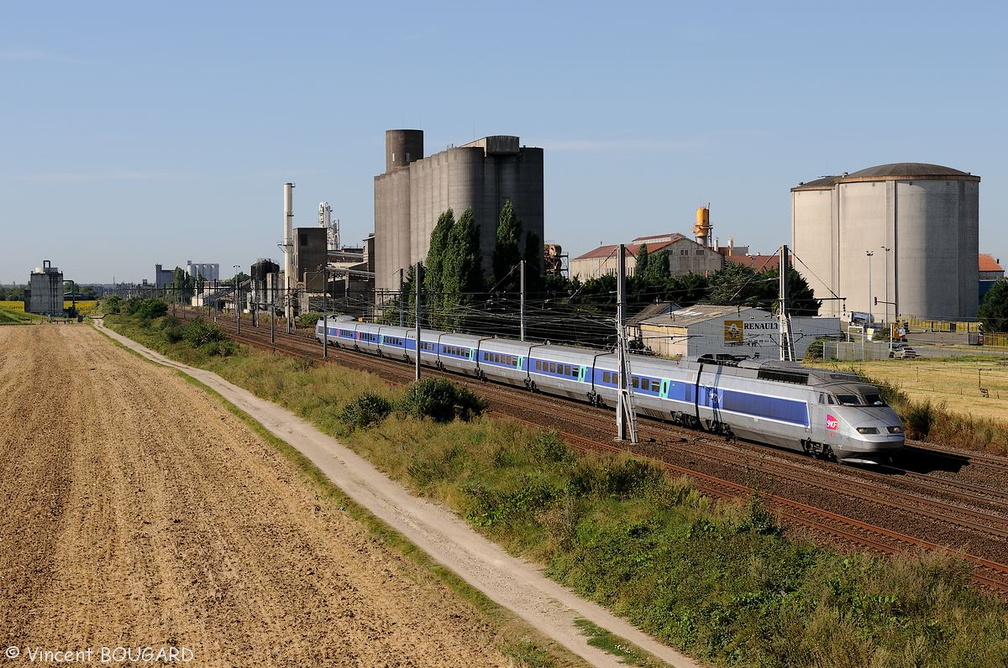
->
826, 415, 839, 431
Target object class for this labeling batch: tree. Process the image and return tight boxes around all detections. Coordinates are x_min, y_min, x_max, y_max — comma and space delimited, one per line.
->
492, 200, 522, 291
424, 208, 455, 304
521, 230, 543, 295
979, 279, 1008, 332
437, 207, 482, 330
635, 244, 650, 280
642, 248, 671, 285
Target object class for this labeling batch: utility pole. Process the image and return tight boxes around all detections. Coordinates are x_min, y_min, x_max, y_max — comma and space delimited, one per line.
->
615, 244, 638, 443
322, 267, 328, 359
414, 262, 422, 381
519, 259, 526, 342
399, 268, 405, 327
778, 245, 795, 361
270, 280, 275, 345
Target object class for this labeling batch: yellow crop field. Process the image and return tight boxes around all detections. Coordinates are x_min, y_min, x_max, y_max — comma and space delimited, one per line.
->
0, 300, 99, 316
808, 357, 1008, 422
68, 300, 99, 315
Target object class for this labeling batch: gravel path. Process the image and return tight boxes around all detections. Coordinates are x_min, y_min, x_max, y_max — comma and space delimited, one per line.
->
84, 321, 702, 667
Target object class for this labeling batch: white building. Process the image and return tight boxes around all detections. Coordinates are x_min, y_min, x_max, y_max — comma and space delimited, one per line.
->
631, 304, 840, 361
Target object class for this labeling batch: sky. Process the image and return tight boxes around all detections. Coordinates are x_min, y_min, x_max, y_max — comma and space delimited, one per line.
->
2, 0, 1007, 285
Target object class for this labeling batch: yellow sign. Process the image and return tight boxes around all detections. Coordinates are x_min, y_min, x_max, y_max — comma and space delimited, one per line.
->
724, 320, 743, 342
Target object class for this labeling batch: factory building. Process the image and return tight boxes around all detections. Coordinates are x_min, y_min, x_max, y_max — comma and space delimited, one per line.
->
25, 260, 64, 315
631, 304, 840, 361
791, 163, 980, 321
293, 227, 327, 292
373, 129, 544, 298
571, 233, 724, 281
186, 260, 219, 282
154, 264, 174, 289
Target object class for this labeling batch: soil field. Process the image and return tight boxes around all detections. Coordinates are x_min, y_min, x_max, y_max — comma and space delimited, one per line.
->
808, 357, 1008, 422
0, 324, 512, 666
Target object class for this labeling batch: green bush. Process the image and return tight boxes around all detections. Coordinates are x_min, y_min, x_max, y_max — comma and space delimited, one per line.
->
296, 312, 322, 328
397, 377, 488, 423
184, 319, 228, 347
904, 399, 935, 439
125, 297, 167, 320
339, 393, 393, 429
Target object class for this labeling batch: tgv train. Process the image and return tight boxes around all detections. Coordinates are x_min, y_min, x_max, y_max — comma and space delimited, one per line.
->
316, 318, 904, 463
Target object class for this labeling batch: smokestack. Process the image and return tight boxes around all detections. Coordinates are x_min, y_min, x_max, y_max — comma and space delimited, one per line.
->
283, 183, 295, 319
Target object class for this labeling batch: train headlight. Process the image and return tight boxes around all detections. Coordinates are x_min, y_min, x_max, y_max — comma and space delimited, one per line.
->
887, 426, 904, 434
856, 427, 880, 434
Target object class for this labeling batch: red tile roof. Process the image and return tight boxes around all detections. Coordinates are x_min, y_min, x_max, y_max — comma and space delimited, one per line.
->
573, 240, 674, 261
980, 253, 1004, 272
724, 254, 780, 271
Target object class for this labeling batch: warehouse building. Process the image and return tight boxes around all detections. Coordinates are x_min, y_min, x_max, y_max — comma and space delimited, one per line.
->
631, 304, 839, 361
373, 129, 544, 298
791, 163, 980, 321
571, 233, 724, 280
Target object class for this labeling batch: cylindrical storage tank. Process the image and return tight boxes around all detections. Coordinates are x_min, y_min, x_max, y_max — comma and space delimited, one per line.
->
791, 177, 840, 315
385, 129, 424, 173
791, 163, 980, 321
693, 207, 710, 241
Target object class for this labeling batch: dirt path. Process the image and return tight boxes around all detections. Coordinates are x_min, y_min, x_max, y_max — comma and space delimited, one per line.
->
0, 325, 513, 666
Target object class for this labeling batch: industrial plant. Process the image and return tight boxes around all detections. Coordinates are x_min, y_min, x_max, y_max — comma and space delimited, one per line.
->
24, 260, 64, 315
373, 129, 544, 297
791, 162, 981, 321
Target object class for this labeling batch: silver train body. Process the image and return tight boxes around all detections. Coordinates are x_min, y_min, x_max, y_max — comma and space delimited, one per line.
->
316, 318, 904, 463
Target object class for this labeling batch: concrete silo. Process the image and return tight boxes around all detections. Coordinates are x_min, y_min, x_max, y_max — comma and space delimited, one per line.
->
373, 130, 545, 299
791, 163, 979, 321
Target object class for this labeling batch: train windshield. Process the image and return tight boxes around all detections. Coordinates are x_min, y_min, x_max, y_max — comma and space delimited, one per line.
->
834, 392, 887, 407
863, 393, 887, 406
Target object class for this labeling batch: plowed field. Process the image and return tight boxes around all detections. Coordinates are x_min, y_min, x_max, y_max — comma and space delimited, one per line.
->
0, 325, 508, 666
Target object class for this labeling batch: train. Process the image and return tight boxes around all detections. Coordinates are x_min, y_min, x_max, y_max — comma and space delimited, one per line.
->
316, 317, 904, 464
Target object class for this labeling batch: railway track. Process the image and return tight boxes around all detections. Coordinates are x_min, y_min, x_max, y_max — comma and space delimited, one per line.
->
176, 310, 1008, 596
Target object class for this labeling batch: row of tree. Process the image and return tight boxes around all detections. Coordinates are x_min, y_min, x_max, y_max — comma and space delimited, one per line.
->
388, 200, 826, 346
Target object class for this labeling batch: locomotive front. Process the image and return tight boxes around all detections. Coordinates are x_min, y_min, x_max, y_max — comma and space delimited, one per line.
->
815, 382, 904, 463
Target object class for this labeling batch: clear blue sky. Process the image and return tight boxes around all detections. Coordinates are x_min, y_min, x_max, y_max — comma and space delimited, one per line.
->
3, 0, 1006, 285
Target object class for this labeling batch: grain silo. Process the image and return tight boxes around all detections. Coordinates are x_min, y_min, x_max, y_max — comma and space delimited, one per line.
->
791, 163, 979, 321
373, 129, 544, 299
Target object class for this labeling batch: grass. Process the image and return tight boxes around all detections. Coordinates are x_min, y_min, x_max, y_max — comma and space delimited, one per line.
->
0, 305, 39, 324
105, 313, 1008, 667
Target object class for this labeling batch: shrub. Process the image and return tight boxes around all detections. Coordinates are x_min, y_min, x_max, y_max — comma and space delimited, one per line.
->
397, 377, 488, 423
184, 319, 228, 347
903, 399, 935, 439
296, 312, 322, 328
339, 393, 393, 429
125, 297, 168, 320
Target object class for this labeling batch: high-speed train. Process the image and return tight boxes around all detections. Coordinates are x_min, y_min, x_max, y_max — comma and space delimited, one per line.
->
316, 317, 904, 463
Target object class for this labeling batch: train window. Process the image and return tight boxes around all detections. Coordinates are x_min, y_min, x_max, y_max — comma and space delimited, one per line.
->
827, 395, 835, 404
650, 379, 660, 392
818, 393, 825, 404
549, 362, 557, 374
836, 394, 862, 406
631, 376, 639, 389
571, 366, 579, 378
863, 393, 886, 406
